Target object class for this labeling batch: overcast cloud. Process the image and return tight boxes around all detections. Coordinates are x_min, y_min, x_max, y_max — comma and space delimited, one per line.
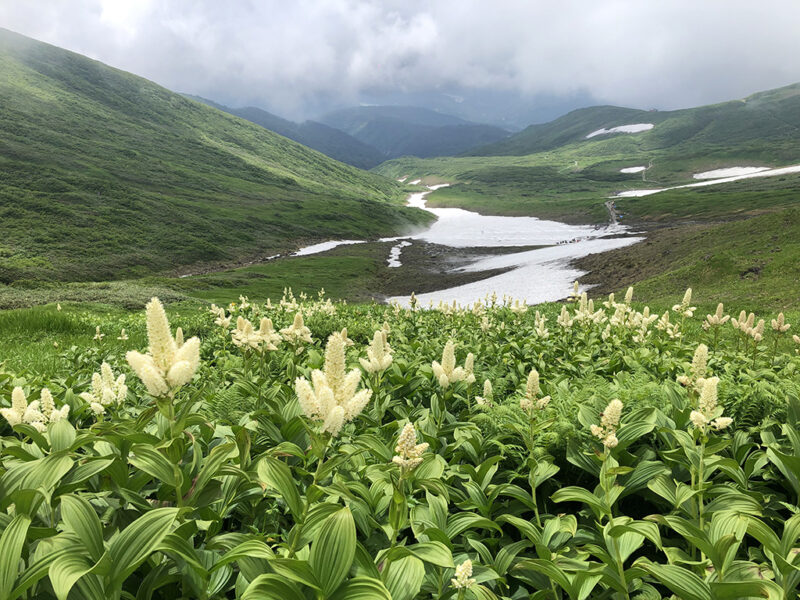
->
2, 0, 800, 121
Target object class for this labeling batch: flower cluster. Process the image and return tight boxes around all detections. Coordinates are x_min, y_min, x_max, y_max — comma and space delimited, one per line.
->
772, 313, 791, 334
209, 304, 232, 329
295, 333, 372, 437
703, 303, 730, 330
475, 379, 493, 406
79, 362, 127, 415
520, 369, 550, 412
677, 344, 708, 392
392, 422, 429, 472
232, 316, 281, 352
672, 288, 696, 318
451, 559, 476, 589
689, 376, 732, 432
432, 341, 473, 388
359, 329, 393, 374
1, 387, 69, 432
279, 313, 313, 353
590, 399, 623, 448
126, 297, 201, 398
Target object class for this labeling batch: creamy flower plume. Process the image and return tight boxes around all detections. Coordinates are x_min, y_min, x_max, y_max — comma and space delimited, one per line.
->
476, 379, 493, 406
80, 362, 127, 415
677, 343, 709, 392
591, 399, 623, 448
451, 559, 476, 589
392, 422, 429, 472
126, 297, 200, 398
1, 387, 69, 432
431, 340, 469, 388
703, 303, 730, 330
360, 330, 393, 374
672, 288, 696, 318
689, 376, 731, 432
521, 368, 550, 412
772, 313, 791, 333
295, 333, 372, 436
232, 316, 281, 352
280, 313, 313, 353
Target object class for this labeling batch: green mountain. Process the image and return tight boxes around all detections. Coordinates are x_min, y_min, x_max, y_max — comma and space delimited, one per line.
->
187, 97, 385, 169
318, 105, 510, 158
470, 84, 800, 159
0, 28, 430, 283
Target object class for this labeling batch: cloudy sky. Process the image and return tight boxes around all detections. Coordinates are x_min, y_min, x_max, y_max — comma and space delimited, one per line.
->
2, 0, 800, 123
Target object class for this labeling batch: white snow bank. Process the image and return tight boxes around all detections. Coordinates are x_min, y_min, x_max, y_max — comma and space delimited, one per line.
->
586, 123, 654, 139
620, 166, 647, 173
693, 167, 769, 179
293, 240, 365, 256
427, 183, 451, 190
409, 179, 422, 185
387, 241, 412, 268
614, 163, 800, 198
397, 176, 408, 182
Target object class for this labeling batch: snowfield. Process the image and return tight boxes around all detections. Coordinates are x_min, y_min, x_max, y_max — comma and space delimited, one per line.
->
620, 166, 647, 173
693, 167, 770, 179
586, 123, 654, 138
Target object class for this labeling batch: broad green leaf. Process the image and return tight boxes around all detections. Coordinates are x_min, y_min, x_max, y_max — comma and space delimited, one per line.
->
49, 419, 76, 453
637, 562, 712, 600
552, 486, 607, 516
382, 556, 424, 600
309, 507, 356, 596
107, 507, 180, 587
257, 456, 304, 520
128, 445, 179, 487
186, 442, 237, 505
60, 495, 105, 562
328, 577, 392, 600
241, 574, 305, 600
49, 553, 97, 600
0, 515, 31, 600
408, 541, 454, 568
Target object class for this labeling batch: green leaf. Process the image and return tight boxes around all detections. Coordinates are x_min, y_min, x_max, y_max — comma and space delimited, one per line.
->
382, 556, 424, 600
60, 495, 105, 562
211, 539, 275, 572
186, 442, 237, 505
106, 507, 180, 587
0, 515, 31, 600
49, 553, 97, 600
328, 577, 392, 600
637, 562, 712, 600
257, 456, 304, 520
49, 419, 76, 453
408, 541, 454, 568
309, 507, 356, 596
241, 574, 305, 600
552, 486, 607, 516
128, 445, 179, 487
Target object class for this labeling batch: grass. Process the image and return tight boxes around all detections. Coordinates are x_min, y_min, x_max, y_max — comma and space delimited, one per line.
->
576, 209, 800, 311
0, 28, 431, 283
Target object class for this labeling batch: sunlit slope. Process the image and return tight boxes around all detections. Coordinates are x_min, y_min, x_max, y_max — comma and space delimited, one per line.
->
0, 28, 429, 282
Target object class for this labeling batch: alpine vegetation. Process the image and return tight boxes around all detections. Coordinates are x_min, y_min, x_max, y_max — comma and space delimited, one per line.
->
2, 287, 800, 599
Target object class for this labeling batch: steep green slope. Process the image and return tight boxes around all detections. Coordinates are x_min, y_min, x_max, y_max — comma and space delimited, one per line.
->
0, 28, 430, 283
319, 106, 510, 159
187, 97, 385, 169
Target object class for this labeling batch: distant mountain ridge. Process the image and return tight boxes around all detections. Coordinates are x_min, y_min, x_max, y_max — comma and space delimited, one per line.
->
468, 83, 800, 158
185, 96, 385, 169
318, 105, 511, 159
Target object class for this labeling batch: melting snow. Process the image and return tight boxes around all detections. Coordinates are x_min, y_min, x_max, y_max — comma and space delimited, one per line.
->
397, 176, 408, 182
387, 241, 412, 267
614, 163, 800, 198
586, 124, 654, 138
693, 167, 770, 179
620, 166, 647, 173
409, 179, 422, 185
293, 240, 365, 256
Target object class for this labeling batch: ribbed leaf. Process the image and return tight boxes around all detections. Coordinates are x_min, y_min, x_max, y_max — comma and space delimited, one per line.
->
107, 507, 180, 587
0, 515, 31, 600
382, 556, 424, 600
186, 442, 237, 505
241, 574, 305, 600
49, 419, 76, 453
309, 507, 356, 596
128, 445, 179, 487
638, 562, 712, 600
49, 553, 97, 600
328, 577, 392, 600
60, 495, 105, 562
257, 456, 304, 520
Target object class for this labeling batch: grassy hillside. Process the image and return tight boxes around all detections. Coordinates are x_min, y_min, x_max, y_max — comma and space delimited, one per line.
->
319, 105, 510, 159
471, 83, 800, 160
187, 97, 385, 169
0, 29, 431, 283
